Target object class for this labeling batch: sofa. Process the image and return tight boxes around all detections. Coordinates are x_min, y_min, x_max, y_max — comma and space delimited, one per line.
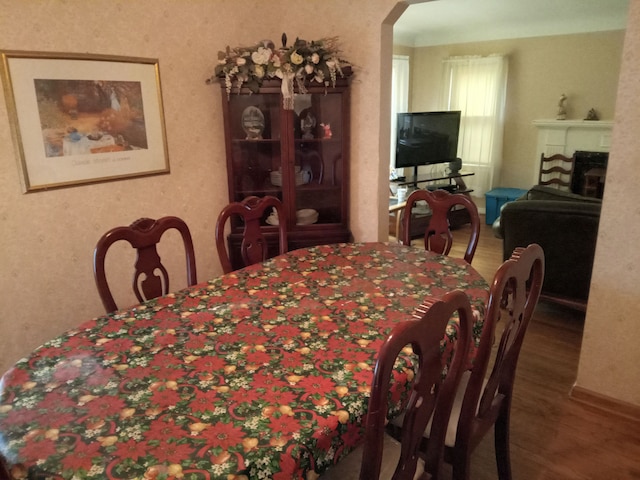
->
493, 185, 602, 311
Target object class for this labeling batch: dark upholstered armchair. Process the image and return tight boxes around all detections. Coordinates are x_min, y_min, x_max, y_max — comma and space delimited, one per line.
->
493, 185, 602, 311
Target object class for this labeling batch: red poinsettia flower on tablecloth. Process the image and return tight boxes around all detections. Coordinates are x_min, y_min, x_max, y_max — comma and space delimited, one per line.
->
113, 438, 150, 461
296, 375, 335, 393
85, 395, 126, 418
145, 418, 187, 442
150, 388, 181, 408
264, 388, 297, 406
251, 372, 290, 391
190, 355, 227, 373
306, 270, 332, 282
154, 331, 178, 347
340, 421, 363, 448
351, 368, 374, 386
100, 337, 135, 354
245, 349, 271, 365
312, 415, 339, 451
273, 454, 300, 480
19, 438, 57, 460
60, 440, 102, 471
199, 421, 246, 450
257, 307, 279, 321
226, 386, 263, 405
280, 351, 306, 369
379, 278, 409, 290
268, 414, 301, 436
183, 334, 209, 351
271, 324, 301, 339
180, 295, 202, 309
150, 441, 195, 464
188, 389, 221, 414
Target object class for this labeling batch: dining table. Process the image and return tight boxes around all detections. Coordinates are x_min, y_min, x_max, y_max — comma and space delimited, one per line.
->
0, 242, 489, 480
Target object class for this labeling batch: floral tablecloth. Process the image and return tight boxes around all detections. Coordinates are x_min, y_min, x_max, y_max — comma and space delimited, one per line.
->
0, 242, 489, 480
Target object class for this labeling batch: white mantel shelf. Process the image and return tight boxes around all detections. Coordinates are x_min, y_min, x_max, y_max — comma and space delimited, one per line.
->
533, 119, 614, 129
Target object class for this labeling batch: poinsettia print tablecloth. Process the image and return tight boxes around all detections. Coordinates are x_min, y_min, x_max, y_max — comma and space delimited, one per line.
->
0, 242, 489, 480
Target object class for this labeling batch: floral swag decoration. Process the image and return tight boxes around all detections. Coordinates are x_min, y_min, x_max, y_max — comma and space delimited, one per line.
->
208, 34, 351, 109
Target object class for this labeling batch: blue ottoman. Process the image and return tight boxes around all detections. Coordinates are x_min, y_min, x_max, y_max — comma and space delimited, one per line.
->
485, 188, 527, 224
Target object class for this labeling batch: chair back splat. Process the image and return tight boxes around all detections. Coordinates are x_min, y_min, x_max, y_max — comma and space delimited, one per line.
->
215, 195, 288, 274
401, 189, 480, 264
539, 153, 575, 190
93, 216, 197, 314
366, 290, 473, 479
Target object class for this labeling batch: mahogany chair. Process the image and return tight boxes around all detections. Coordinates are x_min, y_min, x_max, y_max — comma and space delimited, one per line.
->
0, 454, 10, 480
401, 189, 480, 264
320, 289, 474, 480
538, 153, 575, 190
215, 195, 288, 274
93, 216, 197, 314
420, 243, 545, 480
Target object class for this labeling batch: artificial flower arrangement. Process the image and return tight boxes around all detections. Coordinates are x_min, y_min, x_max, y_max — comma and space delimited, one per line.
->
208, 34, 351, 109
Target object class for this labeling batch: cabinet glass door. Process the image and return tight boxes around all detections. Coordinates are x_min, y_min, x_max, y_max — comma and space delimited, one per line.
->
227, 93, 282, 204
293, 93, 344, 227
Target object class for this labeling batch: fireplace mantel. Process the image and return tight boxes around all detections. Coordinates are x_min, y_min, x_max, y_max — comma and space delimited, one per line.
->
533, 119, 614, 130
532, 119, 613, 184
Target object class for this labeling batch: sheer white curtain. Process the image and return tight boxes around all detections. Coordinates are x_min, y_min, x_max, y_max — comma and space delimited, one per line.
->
390, 55, 410, 176
441, 55, 508, 195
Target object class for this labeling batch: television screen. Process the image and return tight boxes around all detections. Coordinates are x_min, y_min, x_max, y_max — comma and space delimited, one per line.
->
395, 111, 461, 170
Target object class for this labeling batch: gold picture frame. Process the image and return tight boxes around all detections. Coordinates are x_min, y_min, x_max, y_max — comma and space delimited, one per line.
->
0, 51, 170, 192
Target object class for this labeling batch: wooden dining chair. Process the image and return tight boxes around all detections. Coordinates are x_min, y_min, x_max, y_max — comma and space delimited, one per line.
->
419, 243, 545, 480
0, 454, 10, 480
538, 153, 575, 190
93, 216, 198, 314
401, 189, 480, 264
320, 289, 474, 480
215, 195, 288, 274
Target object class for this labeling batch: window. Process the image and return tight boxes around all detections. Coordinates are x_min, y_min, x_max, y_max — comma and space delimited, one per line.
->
391, 55, 410, 176
441, 55, 508, 195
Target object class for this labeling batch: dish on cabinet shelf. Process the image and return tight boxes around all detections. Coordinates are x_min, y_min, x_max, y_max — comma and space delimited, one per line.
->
266, 208, 318, 226
270, 169, 311, 186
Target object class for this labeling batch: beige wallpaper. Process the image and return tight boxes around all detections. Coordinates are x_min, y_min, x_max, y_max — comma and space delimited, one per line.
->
0, 0, 637, 409
576, 1, 640, 406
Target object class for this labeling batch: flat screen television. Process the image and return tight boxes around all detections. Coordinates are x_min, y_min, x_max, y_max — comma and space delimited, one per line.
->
395, 110, 461, 178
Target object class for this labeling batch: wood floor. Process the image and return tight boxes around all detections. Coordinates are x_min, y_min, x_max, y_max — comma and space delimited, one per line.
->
391, 218, 640, 479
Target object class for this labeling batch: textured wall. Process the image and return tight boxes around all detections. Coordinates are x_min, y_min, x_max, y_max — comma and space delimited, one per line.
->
0, 0, 395, 373
576, 1, 640, 406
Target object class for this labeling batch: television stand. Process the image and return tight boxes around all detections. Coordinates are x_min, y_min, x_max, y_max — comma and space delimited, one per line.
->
394, 170, 474, 194
389, 170, 475, 240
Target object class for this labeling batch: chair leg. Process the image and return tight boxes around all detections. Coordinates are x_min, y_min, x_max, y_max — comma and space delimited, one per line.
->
451, 452, 471, 480
494, 408, 513, 480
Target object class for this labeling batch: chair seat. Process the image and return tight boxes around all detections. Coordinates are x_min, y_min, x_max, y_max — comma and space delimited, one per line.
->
320, 434, 425, 480
391, 371, 488, 448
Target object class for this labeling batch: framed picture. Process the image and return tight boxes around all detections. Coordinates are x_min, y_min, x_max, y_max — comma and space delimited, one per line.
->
0, 51, 170, 192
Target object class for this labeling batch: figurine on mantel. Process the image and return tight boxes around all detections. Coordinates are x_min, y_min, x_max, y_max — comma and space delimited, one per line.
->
556, 93, 567, 120
584, 108, 599, 121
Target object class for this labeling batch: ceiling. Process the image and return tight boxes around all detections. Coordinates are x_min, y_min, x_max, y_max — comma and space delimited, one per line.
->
394, 0, 630, 47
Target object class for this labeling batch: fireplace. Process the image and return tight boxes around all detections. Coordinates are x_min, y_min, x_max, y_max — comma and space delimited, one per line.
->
571, 150, 608, 197
533, 119, 612, 198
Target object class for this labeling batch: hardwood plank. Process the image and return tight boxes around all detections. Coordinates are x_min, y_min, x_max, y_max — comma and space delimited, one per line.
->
389, 217, 640, 479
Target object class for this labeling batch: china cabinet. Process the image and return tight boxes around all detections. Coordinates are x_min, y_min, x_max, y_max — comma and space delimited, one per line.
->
218, 73, 352, 269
